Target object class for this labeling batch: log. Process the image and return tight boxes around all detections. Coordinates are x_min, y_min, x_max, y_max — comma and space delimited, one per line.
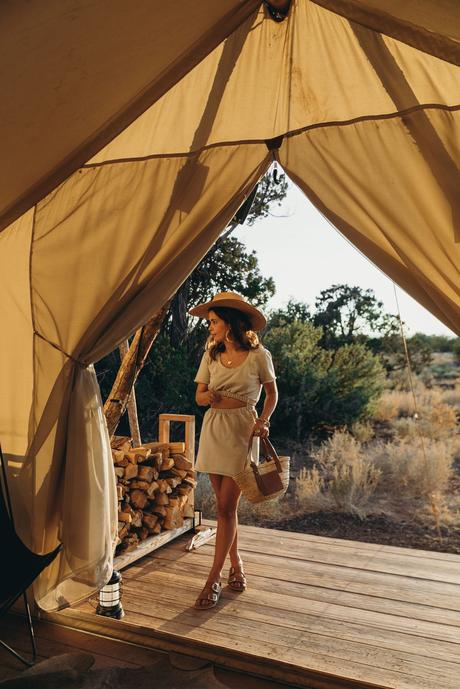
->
170, 468, 187, 479
114, 467, 125, 478
168, 442, 186, 454
129, 480, 151, 491
152, 505, 167, 518
165, 477, 181, 488
130, 490, 148, 510
123, 463, 138, 480
142, 513, 158, 530
183, 500, 195, 519
163, 505, 183, 530
160, 457, 174, 471
120, 534, 139, 552
112, 449, 128, 465
118, 523, 129, 539
143, 442, 170, 461
131, 510, 143, 528
172, 454, 193, 471
111, 436, 132, 452
137, 526, 149, 540
118, 511, 132, 523
127, 447, 152, 462
155, 493, 169, 506
146, 481, 160, 496
138, 465, 155, 482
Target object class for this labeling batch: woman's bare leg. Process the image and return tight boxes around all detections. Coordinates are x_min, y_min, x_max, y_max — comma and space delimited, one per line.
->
210, 475, 241, 568
195, 475, 241, 607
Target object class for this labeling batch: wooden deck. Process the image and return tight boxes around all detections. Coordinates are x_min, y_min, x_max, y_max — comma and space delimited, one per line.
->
42, 522, 460, 689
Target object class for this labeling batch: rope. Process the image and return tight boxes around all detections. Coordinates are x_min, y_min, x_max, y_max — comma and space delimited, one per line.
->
393, 283, 442, 539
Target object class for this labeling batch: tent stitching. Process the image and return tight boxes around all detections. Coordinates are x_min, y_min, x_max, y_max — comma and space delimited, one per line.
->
81, 101, 460, 169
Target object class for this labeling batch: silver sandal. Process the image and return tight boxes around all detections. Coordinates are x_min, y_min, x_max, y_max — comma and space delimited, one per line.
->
194, 581, 222, 610
228, 566, 247, 592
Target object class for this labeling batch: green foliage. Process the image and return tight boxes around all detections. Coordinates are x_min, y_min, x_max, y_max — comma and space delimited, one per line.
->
453, 338, 460, 365
267, 299, 311, 328
313, 284, 399, 348
264, 321, 385, 441
370, 332, 433, 375
244, 168, 289, 226
409, 333, 459, 353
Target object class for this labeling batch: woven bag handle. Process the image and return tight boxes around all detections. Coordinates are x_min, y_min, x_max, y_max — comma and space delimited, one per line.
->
246, 434, 282, 473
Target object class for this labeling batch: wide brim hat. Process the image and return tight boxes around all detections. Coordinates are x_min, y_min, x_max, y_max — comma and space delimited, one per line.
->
188, 291, 267, 331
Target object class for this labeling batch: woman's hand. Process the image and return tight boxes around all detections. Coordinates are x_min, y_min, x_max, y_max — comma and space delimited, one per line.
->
206, 388, 222, 405
253, 417, 270, 438
195, 384, 221, 407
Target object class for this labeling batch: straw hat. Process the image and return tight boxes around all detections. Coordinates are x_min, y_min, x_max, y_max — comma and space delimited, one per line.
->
188, 291, 266, 331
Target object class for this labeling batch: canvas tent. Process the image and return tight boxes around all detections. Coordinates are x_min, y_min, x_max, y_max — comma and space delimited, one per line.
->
0, 0, 459, 611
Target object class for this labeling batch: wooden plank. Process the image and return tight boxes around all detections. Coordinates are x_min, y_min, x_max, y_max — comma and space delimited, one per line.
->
132, 550, 460, 627
114, 518, 194, 570
157, 538, 460, 611
118, 568, 460, 652
211, 531, 460, 584
47, 606, 457, 689
221, 521, 460, 563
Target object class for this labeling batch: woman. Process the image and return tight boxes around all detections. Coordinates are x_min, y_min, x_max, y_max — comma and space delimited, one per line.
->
189, 291, 278, 610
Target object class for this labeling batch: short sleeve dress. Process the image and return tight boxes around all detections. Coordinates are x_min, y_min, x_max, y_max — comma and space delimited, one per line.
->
194, 346, 276, 477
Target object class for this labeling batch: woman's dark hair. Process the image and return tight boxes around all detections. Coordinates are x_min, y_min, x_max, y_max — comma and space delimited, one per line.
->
207, 306, 259, 360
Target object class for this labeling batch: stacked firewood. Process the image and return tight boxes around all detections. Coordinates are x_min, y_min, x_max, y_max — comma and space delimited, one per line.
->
111, 436, 196, 552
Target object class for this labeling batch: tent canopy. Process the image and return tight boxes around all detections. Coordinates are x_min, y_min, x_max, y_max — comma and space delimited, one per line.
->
0, 0, 459, 610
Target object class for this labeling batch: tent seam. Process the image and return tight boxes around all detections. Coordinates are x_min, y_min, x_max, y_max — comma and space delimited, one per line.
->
81, 101, 460, 168
28, 204, 37, 541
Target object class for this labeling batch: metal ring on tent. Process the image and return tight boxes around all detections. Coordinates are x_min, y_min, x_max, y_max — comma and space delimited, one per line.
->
264, 0, 291, 22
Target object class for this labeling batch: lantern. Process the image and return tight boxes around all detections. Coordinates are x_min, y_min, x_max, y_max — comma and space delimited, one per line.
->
96, 570, 124, 619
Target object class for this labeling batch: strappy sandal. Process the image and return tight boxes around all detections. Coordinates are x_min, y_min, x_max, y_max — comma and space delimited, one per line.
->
228, 566, 247, 592
194, 581, 222, 610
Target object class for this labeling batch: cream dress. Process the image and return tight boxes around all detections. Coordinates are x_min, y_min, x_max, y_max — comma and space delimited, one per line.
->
194, 346, 276, 477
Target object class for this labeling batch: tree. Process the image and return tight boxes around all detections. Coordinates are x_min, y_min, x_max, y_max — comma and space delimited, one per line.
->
267, 299, 311, 328
369, 331, 433, 375
264, 320, 385, 441
313, 284, 399, 348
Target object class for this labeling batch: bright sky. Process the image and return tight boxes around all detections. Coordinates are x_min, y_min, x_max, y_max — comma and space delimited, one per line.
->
234, 179, 455, 337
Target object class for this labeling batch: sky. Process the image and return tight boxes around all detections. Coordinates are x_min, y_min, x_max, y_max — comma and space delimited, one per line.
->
234, 178, 456, 338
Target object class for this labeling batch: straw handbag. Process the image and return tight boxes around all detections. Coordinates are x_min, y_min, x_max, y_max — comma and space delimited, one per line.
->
234, 436, 290, 504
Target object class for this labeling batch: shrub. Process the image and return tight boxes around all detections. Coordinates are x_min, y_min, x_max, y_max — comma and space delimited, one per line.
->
296, 431, 381, 517
372, 438, 454, 499
351, 421, 375, 443
265, 322, 385, 440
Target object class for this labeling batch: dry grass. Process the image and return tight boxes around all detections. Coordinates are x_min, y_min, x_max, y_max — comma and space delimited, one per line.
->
295, 431, 381, 518
441, 384, 460, 410
371, 438, 454, 499
194, 472, 289, 523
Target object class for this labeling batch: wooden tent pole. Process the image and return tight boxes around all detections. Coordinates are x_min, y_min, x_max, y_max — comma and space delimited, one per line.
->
118, 340, 142, 446
104, 301, 171, 440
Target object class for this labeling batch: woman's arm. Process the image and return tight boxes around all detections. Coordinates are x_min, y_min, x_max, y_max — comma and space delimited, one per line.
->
253, 380, 278, 437
195, 383, 222, 407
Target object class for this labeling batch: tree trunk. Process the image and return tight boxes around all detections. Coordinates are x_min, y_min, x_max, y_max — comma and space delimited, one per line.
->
104, 301, 171, 439
118, 340, 142, 446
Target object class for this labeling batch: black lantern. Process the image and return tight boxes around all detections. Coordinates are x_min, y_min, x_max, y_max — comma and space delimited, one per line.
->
96, 570, 124, 619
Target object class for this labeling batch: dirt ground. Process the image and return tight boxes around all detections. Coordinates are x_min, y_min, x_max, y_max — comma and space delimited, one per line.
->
241, 510, 460, 554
